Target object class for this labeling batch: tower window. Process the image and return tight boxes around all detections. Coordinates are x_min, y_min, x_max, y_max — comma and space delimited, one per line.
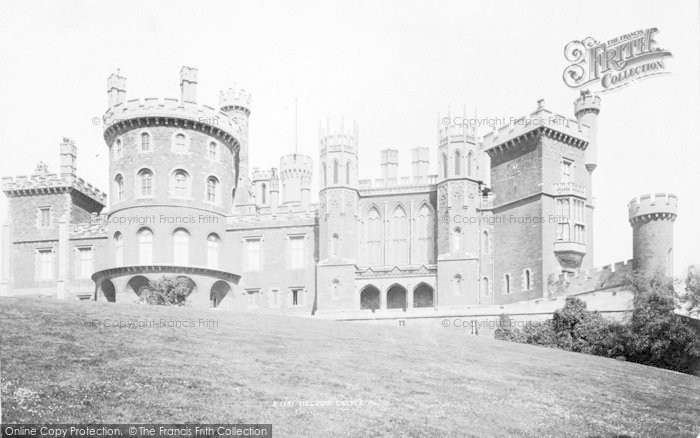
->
141, 132, 150, 152
452, 227, 462, 253
114, 232, 123, 267
322, 163, 327, 188
38, 207, 51, 228
330, 233, 340, 259
291, 288, 303, 306
523, 269, 532, 291
172, 170, 190, 198
454, 150, 461, 176
332, 160, 339, 184
137, 228, 153, 265
115, 139, 123, 159
481, 277, 490, 296
172, 228, 190, 265
345, 161, 351, 184
504, 274, 511, 294
441, 153, 448, 178
208, 142, 218, 160
174, 133, 187, 152
137, 169, 153, 197
207, 233, 220, 269
561, 159, 573, 183
468, 151, 474, 176
115, 174, 124, 201
452, 274, 463, 296
261, 183, 267, 204
206, 176, 219, 203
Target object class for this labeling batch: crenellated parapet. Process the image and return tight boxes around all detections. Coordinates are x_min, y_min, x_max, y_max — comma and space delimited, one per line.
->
219, 87, 251, 115
628, 193, 678, 224
319, 120, 358, 156
483, 100, 589, 155
2, 163, 106, 206
280, 154, 313, 187
547, 259, 634, 296
574, 89, 601, 118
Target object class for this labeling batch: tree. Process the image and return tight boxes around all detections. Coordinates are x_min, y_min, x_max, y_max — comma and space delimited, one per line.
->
141, 276, 192, 306
681, 266, 700, 317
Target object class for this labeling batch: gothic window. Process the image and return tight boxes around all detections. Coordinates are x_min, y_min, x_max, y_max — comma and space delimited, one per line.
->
441, 152, 448, 178
322, 163, 327, 187
207, 233, 220, 269
364, 207, 382, 265
468, 151, 474, 176
415, 203, 435, 264
114, 232, 123, 267
137, 228, 153, 265
137, 169, 153, 197
172, 228, 190, 265
330, 233, 340, 259
171, 170, 190, 198
332, 160, 339, 184
261, 183, 267, 204
390, 205, 409, 265
481, 277, 490, 296
452, 227, 462, 253
345, 161, 351, 184
454, 150, 461, 176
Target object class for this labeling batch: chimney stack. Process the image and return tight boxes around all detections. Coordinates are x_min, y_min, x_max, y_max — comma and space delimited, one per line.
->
411, 147, 430, 179
380, 149, 399, 180
180, 66, 198, 104
107, 69, 126, 107
59, 137, 77, 179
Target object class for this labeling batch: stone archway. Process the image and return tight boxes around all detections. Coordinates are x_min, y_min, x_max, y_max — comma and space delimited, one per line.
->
99, 279, 116, 302
210, 280, 231, 308
413, 283, 434, 308
125, 275, 150, 299
360, 285, 380, 310
386, 284, 407, 309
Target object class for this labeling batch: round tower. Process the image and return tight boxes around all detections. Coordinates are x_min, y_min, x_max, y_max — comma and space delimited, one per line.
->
219, 87, 252, 204
574, 89, 601, 173
280, 153, 313, 209
628, 193, 678, 277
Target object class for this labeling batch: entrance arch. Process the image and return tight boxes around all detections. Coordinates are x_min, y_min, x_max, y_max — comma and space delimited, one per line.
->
210, 280, 231, 308
125, 275, 150, 298
386, 284, 407, 309
360, 285, 380, 310
413, 283, 434, 308
99, 279, 116, 302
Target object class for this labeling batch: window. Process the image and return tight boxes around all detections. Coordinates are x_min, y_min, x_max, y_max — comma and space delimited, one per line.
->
364, 207, 382, 265
207, 233, 220, 269
345, 161, 351, 184
332, 160, 339, 184
504, 274, 511, 294
289, 235, 305, 269
114, 232, 123, 267
523, 269, 532, 291
261, 183, 267, 205
561, 159, 573, 182
556, 198, 570, 241
291, 288, 303, 306
174, 133, 187, 152
415, 203, 435, 264
574, 224, 586, 243
467, 151, 474, 176
208, 142, 218, 160
206, 176, 219, 203
481, 277, 490, 296
173, 229, 190, 265
390, 205, 408, 265
452, 227, 462, 253
481, 230, 490, 254
137, 169, 153, 197
172, 170, 190, 198
37, 249, 54, 281
322, 163, 327, 187
76, 247, 94, 279
115, 174, 124, 201
38, 207, 51, 228
330, 234, 340, 258
271, 288, 280, 308
115, 139, 123, 159
452, 275, 462, 296
141, 132, 150, 152
441, 153, 448, 178
454, 150, 461, 175
137, 228, 153, 265
246, 289, 259, 308
331, 280, 339, 300
246, 238, 261, 271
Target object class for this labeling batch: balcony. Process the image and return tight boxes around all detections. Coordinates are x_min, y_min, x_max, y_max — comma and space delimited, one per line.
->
553, 182, 586, 197
554, 241, 586, 269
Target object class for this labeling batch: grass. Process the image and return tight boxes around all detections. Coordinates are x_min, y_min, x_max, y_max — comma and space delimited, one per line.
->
1, 297, 699, 438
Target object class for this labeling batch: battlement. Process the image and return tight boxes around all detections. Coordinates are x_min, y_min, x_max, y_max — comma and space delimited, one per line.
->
70, 222, 107, 239
2, 162, 106, 205
547, 259, 634, 296
574, 89, 601, 116
439, 122, 477, 145
103, 98, 240, 141
319, 119, 358, 155
279, 153, 313, 185
483, 100, 589, 153
219, 87, 252, 113
358, 174, 437, 195
251, 167, 277, 182
628, 193, 678, 223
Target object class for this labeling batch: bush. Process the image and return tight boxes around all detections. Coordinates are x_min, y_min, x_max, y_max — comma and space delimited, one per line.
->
494, 314, 524, 342
140, 276, 192, 306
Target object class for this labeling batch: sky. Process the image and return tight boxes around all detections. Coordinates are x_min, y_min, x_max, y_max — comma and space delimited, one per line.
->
0, 0, 698, 276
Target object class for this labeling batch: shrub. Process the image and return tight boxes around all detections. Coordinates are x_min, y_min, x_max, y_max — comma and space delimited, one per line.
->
140, 276, 192, 306
494, 314, 524, 342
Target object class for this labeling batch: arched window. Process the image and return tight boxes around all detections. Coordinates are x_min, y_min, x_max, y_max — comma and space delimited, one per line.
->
173, 229, 190, 265
137, 228, 153, 265
524, 269, 531, 290
504, 274, 511, 294
390, 205, 408, 265
141, 132, 150, 152
261, 183, 267, 205
332, 160, 339, 184
174, 133, 186, 151
415, 203, 435, 264
330, 233, 340, 258
467, 151, 474, 176
207, 233, 220, 269
481, 277, 489, 296
114, 174, 124, 202
322, 163, 327, 187
441, 153, 448, 178
364, 207, 382, 265
452, 274, 462, 296
115, 139, 123, 159
452, 227, 462, 253
208, 142, 218, 160
171, 170, 190, 198
331, 279, 339, 300
114, 232, 123, 267
481, 230, 489, 254
137, 169, 153, 197
454, 150, 461, 176
345, 161, 351, 185
206, 176, 219, 203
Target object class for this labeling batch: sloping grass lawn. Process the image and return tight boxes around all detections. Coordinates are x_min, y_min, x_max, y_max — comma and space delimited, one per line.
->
1, 297, 699, 437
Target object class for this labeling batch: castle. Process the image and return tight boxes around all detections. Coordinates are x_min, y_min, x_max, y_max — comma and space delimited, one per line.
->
0, 67, 678, 316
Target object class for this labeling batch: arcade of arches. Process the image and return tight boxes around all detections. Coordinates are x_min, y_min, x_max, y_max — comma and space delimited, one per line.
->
359, 283, 435, 310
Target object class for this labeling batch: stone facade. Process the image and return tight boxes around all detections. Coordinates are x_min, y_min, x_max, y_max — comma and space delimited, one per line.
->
0, 69, 677, 315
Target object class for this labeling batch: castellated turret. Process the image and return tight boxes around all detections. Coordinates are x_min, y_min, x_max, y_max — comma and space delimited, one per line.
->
220, 86, 252, 205
574, 89, 601, 173
628, 193, 677, 277
318, 119, 358, 188
280, 153, 313, 210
